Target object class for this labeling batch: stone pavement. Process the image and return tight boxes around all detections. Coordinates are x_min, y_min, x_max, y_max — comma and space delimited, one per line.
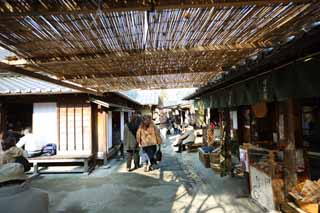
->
31, 135, 262, 213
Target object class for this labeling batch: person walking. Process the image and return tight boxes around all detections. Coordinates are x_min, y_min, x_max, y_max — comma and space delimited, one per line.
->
136, 115, 162, 172
123, 113, 142, 172
159, 111, 169, 142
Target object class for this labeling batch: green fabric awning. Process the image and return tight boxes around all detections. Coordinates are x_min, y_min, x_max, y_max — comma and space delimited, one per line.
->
200, 59, 320, 109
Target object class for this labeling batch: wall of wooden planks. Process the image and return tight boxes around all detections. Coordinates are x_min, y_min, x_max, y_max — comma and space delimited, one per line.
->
57, 102, 92, 155
96, 108, 108, 161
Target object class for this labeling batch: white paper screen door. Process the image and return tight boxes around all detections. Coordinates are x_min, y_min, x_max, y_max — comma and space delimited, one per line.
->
33, 102, 57, 147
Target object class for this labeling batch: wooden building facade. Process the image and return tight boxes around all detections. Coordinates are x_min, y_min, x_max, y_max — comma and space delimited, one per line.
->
0, 74, 140, 169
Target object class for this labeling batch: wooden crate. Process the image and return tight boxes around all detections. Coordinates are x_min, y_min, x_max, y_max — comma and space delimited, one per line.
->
209, 152, 220, 164
210, 162, 221, 173
281, 202, 306, 213
198, 148, 210, 168
289, 192, 319, 213
188, 143, 203, 153
296, 200, 319, 213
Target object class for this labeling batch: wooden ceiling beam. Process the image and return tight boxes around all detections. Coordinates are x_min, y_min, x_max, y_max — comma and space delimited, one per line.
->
93, 83, 205, 91
22, 43, 264, 64
0, 62, 102, 96
84, 80, 208, 86
0, 0, 312, 17
58, 69, 219, 80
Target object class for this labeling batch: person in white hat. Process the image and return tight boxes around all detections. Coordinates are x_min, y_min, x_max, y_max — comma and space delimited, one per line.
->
0, 163, 49, 213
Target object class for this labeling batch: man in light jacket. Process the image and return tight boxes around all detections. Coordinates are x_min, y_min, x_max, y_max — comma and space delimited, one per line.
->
173, 124, 195, 152
0, 163, 49, 213
16, 128, 43, 157
159, 112, 169, 142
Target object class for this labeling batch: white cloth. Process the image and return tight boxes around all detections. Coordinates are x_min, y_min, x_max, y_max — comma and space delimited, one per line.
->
16, 134, 42, 153
0, 181, 49, 213
160, 128, 167, 143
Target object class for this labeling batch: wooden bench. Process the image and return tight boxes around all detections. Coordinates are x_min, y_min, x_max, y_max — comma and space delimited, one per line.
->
29, 154, 94, 175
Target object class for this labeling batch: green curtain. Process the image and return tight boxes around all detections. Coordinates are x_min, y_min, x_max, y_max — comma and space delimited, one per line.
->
199, 59, 320, 109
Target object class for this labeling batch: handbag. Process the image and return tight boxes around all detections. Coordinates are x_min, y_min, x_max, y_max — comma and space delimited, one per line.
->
42, 143, 57, 156
15, 155, 31, 172
155, 146, 162, 162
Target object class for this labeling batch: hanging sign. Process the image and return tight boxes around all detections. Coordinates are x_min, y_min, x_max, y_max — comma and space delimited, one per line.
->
252, 102, 268, 118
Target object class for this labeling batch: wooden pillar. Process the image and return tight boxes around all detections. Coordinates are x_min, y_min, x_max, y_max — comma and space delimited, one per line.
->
220, 109, 232, 176
97, 109, 108, 164
225, 109, 232, 174
0, 103, 5, 132
284, 98, 298, 195
107, 111, 113, 151
120, 111, 125, 141
237, 107, 244, 145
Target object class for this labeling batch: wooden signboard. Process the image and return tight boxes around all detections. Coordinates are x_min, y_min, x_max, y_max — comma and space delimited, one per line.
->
250, 166, 276, 211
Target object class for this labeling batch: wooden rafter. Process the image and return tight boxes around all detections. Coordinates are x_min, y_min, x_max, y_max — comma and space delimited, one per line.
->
73, 72, 213, 90
21, 43, 267, 62
59, 70, 220, 80
0, 0, 313, 17
23, 47, 254, 80
91, 82, 205, 91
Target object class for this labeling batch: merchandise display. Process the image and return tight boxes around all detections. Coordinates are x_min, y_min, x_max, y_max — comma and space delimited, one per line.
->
290, 179, 320, 213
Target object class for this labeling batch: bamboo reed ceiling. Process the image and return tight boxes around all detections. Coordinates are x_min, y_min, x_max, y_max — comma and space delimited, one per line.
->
0, 0, 319, 91
74, 72, 214, 91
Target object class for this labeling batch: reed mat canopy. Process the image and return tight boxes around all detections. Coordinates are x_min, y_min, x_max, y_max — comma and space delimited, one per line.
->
0, 0, 319, 91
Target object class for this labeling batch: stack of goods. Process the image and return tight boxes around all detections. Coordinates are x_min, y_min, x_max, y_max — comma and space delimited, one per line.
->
272, 178, 285, 203
198, 146, 221, 169
249, 147, 283, 177
209, 147, 221, 173
290, 179, 320, 213
198, 148, 210, 168
232, 164, 244, 177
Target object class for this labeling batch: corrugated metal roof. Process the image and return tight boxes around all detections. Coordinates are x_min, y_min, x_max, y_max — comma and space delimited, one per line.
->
0, 74, 78, 95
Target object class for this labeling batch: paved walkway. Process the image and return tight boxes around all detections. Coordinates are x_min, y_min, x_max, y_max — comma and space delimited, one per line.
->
31, 135, 261, 213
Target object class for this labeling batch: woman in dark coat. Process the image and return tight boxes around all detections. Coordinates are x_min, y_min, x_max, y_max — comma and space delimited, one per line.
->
123, 113, 141, 171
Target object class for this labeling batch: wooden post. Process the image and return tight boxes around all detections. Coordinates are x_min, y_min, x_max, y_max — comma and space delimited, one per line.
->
120, 111, 125, 142
237, 107, 245, 145
0, 103, 5, 132
33, 162, 39, 175
84, 159, 89, 174
104, 111, 109, 165
223, 109, 232, 175
97, 109, 108, 165
284, 98, 298, 196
